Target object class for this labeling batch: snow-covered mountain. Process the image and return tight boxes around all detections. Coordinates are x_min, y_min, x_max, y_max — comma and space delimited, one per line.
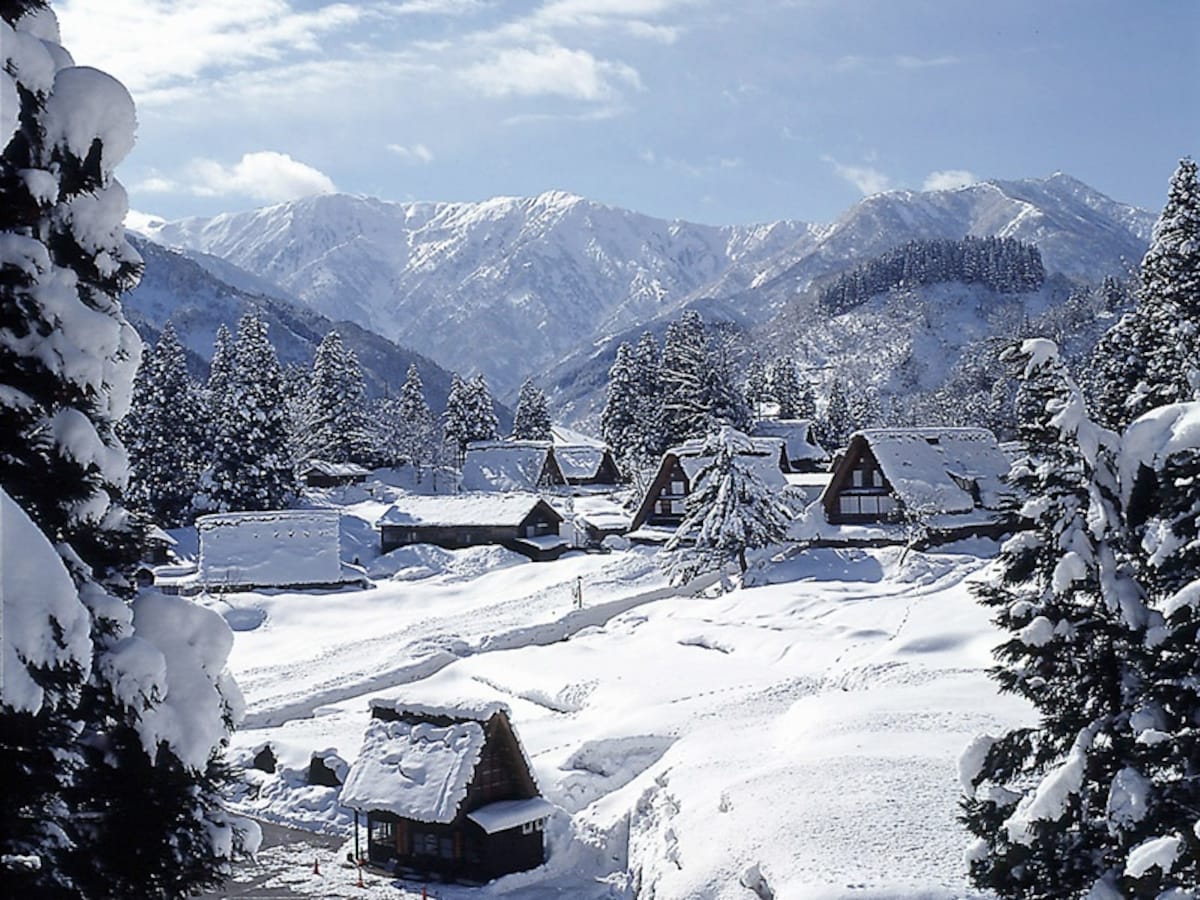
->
138, 175, 1152, 403
123, 236, 463, 412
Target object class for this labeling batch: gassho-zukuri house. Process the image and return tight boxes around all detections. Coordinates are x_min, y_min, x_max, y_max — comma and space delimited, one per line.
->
340, 699, 555, 884
375, 494, 569, 561
460, 441, 568, 493
793, 427, 1014, 546
628, 436, 791, 537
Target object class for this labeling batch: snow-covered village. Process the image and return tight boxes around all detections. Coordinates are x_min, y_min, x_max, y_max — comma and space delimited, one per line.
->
2, 2, 1199, 898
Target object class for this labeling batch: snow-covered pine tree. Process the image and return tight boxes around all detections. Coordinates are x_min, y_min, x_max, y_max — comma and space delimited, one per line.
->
702, 326, 753, 433
768, 356, 802, 419
467, 374, 500, 445
198, 312, 295, 511
278, 361, 310, 465
632, 330, 665, 461
442, 372, 471, 464
206, 323, 235, 424
662, 426, 792, 585
512, 377, 552, 440
1114, 402, 1200, 894
602, 341, 640, 466
744, 355, 768, 418
961, 339, 1151, 898
303, 330, 372, 464
1, 5, 250, 895
660, 310, 709, 447
1090, 158, 1200, 431
394, 363, 438, 475
819, 378, 854, 449
120, 323, 205, 527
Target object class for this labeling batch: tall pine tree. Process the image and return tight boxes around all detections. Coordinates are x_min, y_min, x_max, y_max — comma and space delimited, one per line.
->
660, 310, 709, 447
512, 377, 552, 440
303, 330, 371, 464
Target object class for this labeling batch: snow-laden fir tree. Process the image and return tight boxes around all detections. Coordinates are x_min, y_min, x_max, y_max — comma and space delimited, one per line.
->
278, 361, 310, 465
120, 323, 205, 527
197, 312, 295, 511
0, 5, 251, 895
397, 363, 439, 472
744, 354, 768, 418
702, 325, 753, 434
206, 322, 235, 424
512, 377, 552, 440
662, 426, 792, 585
1113, 402, 1200, 894
467, 374, 500, 444
303, 330, 371, 464
1090, 158, 1200, 431
768, 356, 803, 419
961, 339, 1152, 899
602, 341, 640, 465
660, 310, 709, 447
632, 330, 665, 461
442, 373, 472, 463
819, 378, 854, 449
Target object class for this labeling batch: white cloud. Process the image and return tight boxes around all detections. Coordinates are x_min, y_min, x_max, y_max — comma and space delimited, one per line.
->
462, 44, 642, 101
187, 151, 337, 201
133, 175, 178, 194
922, 169, 977, 191
823, 156, 891, 196
387, 142, 435, 164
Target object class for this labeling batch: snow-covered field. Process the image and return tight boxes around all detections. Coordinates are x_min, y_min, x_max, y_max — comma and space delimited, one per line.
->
198, 491, 1032, 898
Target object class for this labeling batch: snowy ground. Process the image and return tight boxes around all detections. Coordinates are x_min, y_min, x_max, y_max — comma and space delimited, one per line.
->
188, 487, 1032, 898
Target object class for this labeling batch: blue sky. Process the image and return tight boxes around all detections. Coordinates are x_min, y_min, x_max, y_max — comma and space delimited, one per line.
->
56, 0, 1199, 226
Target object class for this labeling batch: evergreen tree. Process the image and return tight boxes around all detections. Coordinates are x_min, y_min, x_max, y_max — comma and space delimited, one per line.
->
702, 326, 753, 433
303, 330, 371, 464
632, 331, 665, 460
819, 378, 854, 448
744, 355, 768, 418
206, 323, 235, 425
198, 312, 295, 511
662, 426, 792, 584
442, 373, 472, 464
467, 374, 500, 445
120, 324, 205, 527
660, 310, 709, 447
961, 339, 1150, 898
795, 375, 817, 421
1091, 158, 1200, 430
0, 6, 248, 895
768, 356, 803, 419
602, 342, 640, 463
278, 362, 311, 465
512, 377, 552, 440
380, 363, 439, 475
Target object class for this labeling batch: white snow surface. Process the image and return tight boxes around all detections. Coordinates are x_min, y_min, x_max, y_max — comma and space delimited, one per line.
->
197, 510, 346, 588
460, 442, 562, 492
42, 66, 136, 178
216, 485, 1033, 897
0, 488, 92, 713
376, 492, 555, 528
467, 796, 556, 834
1124, 834, 1183, 878
1119, 402, 1200, 505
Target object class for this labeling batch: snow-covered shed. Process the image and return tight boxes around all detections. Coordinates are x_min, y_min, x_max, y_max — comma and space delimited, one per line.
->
818, 427, 1012, 538
341, 699, 553, 883
196, 510, 367, 591
550, 426, 623, 485
629, 437, 790, 533
752, 419, 828, 472
376, 494, 568, 561
299, 459, 370, 488
460, 441, 568, 493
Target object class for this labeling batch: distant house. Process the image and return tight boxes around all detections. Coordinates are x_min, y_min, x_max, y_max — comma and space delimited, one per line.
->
550, 426, 623, 486
341, 699, 554, 884
629, 437, 790, 534
143, 524, 178, 565
461, 441, 568, 493
376, 494, 568, 561
751, 419, 828, 472
816, 427, 1013, 542
299, 459, 370, 488
196, 510, 368, 591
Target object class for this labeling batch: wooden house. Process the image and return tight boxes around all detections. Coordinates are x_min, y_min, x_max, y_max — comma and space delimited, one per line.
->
550, 426, 624, 486
817, 427, 1012, 541
341, 700, 554, 884
461, 441, 568, 493
751, 419, 828, 472
299, 459, 370, 488
376, 494, 568, 561
628, 437, 790, 534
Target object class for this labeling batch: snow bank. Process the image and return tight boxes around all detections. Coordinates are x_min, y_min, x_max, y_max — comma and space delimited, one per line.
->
0, 488, 92, 713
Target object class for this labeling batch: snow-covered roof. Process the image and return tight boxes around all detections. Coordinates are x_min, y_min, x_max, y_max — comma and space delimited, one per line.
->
299, 459, 370, 478
376, 494, 559, 529
554, 444, 611, 481
461, 442, 564, 492
844, 428, 1010, 514
752, 419, 826, 463
146, 524, 177, 545
196, 509, 341, 529
551, 425, 604, 448
669, 436, 789, 488
196, 510, 347, 588
340, 718, 486, 822
466, 797, 556, 835
368, 697, 512, 723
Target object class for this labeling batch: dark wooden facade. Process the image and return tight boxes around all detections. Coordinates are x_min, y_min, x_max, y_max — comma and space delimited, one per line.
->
378, 500, 565, 561
300, 462, 369, 488
822, 438, 899, 524
363, 708, 546, 883
633, 457, 692, 530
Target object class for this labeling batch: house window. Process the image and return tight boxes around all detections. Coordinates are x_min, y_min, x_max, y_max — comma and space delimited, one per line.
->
414, 832, 438, 856
521, 821, 536, 835
670, 480, 685, 495
439, 837, 455, 859
670, 500, 686, 515
851, 470, 863, 488
369, 819, 395, 846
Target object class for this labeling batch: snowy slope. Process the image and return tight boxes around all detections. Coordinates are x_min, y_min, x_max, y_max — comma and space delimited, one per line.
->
198, 481, 1032, 897
139, 175, 1149, 402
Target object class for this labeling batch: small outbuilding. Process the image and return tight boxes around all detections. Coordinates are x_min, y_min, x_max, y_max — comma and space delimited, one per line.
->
299, 460, 370, 488
376, 494, 568, 561
816, 427, 1013, 542
751, 419, 828, 472
196, 510, 368, 591
341, 699, 554, 884
461, 441, 568, 493
629, 436, 790, 534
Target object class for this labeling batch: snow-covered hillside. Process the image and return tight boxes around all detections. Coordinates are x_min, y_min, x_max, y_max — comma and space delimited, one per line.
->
137, 176, 1150, 402
194, 487, 1032, 898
